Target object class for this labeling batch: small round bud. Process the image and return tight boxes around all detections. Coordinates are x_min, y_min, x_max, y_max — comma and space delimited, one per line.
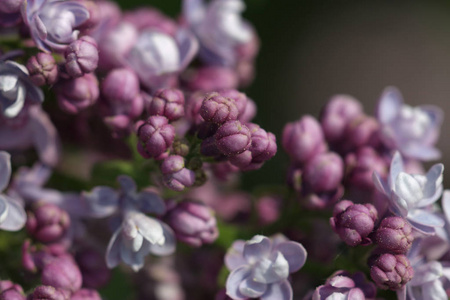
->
137, 116, 175, 159
26, 202, 70, 244
375, 217, 413, 254
26, 53, 58, 86
369, 253, 414, 290
41, 255, 82, 293
200, 93, 239, 124
303, 152, 344, 193
64, 36, 99, 78
161, 155, 195, 191
56, 73, 99, 114
148, 88, 185, 121
214, 120, 251, 156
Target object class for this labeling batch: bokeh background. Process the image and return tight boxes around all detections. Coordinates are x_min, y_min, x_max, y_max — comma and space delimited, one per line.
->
115, 0, 450, 188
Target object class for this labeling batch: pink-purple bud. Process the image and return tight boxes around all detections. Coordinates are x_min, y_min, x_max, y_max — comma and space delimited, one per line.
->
26, 53, 58, 86
369, 253, 414, 290
200, 93, 239, 124
147, 88, 185, 121
183, 66, 238, 92
0, 288, 25, 300
21, 241, 66, 273
217, 90, 248, 117
214, 120, 251, 156
75, 248, 111, 289
320, 95, 363, 143
64, 36, 99, 78
70, 289, 102, 300
41, 255, 82, 293
26, 203, 70, 244
137, 116, 175, 159
101, 68, 140, 103
330, 200, 378, 246
0, 0, 23, 13
282, 115, 327, 163
343, 115, 379, 152
56, 73, 99, 114
303, 152, 344, 193
166, 201, 218, 247
161, 155, 195, 191
185, 92, 207, 126
29, 286, 70, 300
375, 217, 413, 254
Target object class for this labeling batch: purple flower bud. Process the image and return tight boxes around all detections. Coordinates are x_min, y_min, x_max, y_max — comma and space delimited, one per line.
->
282, 116, 327, 164
29, 286, 70, 300
183, 66, 238, 92
0, 288, 25, 300
330, 201, 378, 246
147, 88, 185, 121
101, 68, 140, 103
64, 36, 99, 78
56, 73, 99, 114
75, 248, 111, 289
303, 152, 344, 193
238, 98, 257, 124
369, 253, 414, 290
166, 201, 218, 247
0, 0, 23, 14
214, 120, 251, 156
70, 289, 101, 300
0, 281, 20, 293
185, 92, 207, 126
26, 203, 70, 244
345, 146, 388, 190
343, 115, 380, 151
21, 240, 66, 273
200, 92, 239, 124
41, 255, 82, 293
137, 116, 175, 159
217, 89, 248, 117
26, 53, 58, 86
320, 95, 363, 143
375, 217, 413, 254
256, 196, 281, 225
161, 155, 195, 191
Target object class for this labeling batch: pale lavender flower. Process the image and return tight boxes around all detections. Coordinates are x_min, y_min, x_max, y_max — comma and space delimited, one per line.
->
373, 151, 444, 235
312, 271, 376, 300
0, 60, 43, 118
21, 0, 90, 53
183, 0, 256, 67
0, 151, 26, 231
377, 87, 443, 161
225, 234, 307, 300
105, 211, 175, 271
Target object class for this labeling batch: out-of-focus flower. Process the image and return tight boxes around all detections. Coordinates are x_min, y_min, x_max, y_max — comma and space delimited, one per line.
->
55, 73, 99, 114
64, 36, 99, 78
373, 151, 444, 235
0, 151, 26, 231
377, 87, 443, 161
160, 155, 195, 191
183, 0, 257, 67
0, 0, 24, 14
41, 254, 82, 293
70, 289, 101, 300
225, 234, 307, 300
21, 0, 90, 52
330, 200, 377, 247
166, 200, 218, 247
106, 211, 175, 272
75, 248, 111, 289
303, 152, 343, 194
182, 66, 238, 92
0, 60, 43, 118
26, 53, 58, 86
312, 271, 376, 300
0, 280, 25, 300
28, 285, 70, 300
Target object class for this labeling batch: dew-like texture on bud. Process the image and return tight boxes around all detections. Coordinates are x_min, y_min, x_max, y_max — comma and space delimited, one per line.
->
200, 92, 239, 124
375, 217, 413, 254
26, 53, 58, 86
303, 152, 343, 193
215, 120, 251, 156
166, 201, 218, 247
64, 36, 99, 78
282, 115, 326, 163
320, 95, 363, 143
26, 202, 70, 244
148, 88, 185, 121
369, 253, 414, 290
41, 255, 82, 293
137, 116, 175, 159
56, 73, 99, 114
330, 201, 378, 246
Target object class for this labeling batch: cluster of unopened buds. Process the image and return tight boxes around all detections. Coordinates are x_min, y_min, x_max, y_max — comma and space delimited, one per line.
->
0, 0, 449, 299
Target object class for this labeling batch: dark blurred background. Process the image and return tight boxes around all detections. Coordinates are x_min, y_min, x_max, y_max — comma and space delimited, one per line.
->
115, 0, 450, 187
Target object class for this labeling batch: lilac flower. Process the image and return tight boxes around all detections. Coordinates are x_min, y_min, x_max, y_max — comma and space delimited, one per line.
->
21, 0, 90, 53
376, 87, 443, 161
312, 271, 376, 300
373, 152, 444, 235
106, 211, 175, 271
0, 151, 26, 231
0, 60, 43, 118
26, 53, 58, 86
224, 234, 307, 300
183, 0, 256, 67
64, 36, 99, 78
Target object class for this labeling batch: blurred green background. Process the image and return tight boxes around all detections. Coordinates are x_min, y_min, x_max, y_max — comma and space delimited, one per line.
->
115, 0, 450, 187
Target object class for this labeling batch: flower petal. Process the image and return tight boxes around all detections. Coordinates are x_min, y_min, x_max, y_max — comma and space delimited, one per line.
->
410, 261, 443, 286
395, 172, 423, 208
253, 251, 289, 284
274, 241, 307, 273
148, 221, 176, 256
105, 226, 122, 269
135, 191, 166, 215
117, 175, 137, 194
243, 235, 271, 263
226, 266, 251, 300
0, 151, 11, 192
442, 190, 450, 222
82, 186, 119, 218
133, 213, 164, 245
239, 278, 267, 298
389, 152, 404, 187
0, 196, 26, 231
260, 280, 293, 300
225, 240, 246, 270
377, 87, 403, 124
408, 210, 444, 227
422, 280, 447, 300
